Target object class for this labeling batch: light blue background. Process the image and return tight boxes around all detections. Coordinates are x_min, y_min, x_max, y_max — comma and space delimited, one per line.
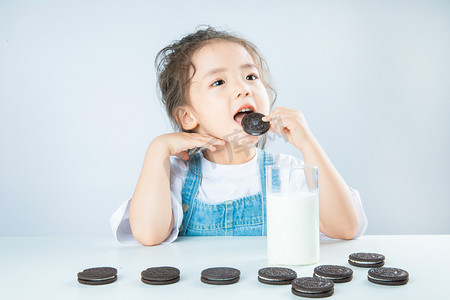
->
1, 0, 449, 237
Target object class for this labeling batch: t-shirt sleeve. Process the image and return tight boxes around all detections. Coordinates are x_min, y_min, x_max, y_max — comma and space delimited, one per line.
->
109, 156, 187, 245
276, 153, 368, 240
347, 187, 368, 239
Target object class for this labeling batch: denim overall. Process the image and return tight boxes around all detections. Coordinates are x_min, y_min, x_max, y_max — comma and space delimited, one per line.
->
178, 149, 274, 236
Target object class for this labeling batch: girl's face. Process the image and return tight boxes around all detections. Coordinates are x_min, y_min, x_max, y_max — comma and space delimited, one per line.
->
187, 40, 270, 146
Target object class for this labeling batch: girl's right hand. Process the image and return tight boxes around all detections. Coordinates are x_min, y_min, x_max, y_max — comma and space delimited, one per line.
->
152, 132, 226, 160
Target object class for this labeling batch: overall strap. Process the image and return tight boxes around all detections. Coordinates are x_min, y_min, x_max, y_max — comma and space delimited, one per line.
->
259, 148, 274, 235
179, 151, 202, 235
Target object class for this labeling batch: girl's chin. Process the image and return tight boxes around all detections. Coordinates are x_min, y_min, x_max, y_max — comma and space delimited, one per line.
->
232, 134, 260, 148
216, 124, 261, 144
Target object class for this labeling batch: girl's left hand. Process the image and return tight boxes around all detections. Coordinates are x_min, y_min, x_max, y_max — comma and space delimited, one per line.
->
262, 107, 314, 151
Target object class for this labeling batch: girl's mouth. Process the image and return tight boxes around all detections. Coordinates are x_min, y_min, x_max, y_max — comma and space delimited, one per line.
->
233, 107, 255, 127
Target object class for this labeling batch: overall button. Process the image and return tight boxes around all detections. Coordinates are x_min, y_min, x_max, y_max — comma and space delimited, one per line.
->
179, 224, 184, 231
182, 203, 189, 213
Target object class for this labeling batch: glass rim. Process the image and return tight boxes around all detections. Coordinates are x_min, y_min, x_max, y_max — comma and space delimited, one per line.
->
265, 164, 318, 170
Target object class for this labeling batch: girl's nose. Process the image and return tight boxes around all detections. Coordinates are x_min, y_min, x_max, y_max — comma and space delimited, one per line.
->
234, 81, 252, 99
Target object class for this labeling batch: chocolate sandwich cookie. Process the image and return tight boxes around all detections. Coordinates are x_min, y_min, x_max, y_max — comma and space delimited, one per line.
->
258, 267, 297, 285
201, 267, 240, 285
77, 267, 117, 285
348, 252, 385, 268
241, 112, 270, 136
141, 266, 180, 285
313, 265, 353, 283
368, 267, 409, 286
291, 277, 334, 298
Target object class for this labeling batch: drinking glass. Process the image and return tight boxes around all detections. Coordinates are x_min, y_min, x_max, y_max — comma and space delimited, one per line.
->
265, 164, 319, 265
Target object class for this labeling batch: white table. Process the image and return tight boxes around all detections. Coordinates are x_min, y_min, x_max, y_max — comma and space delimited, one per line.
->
1, 235, 449, 299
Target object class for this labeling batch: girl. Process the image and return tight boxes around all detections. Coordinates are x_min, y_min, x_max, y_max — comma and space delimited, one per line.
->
110, 26, 367, 246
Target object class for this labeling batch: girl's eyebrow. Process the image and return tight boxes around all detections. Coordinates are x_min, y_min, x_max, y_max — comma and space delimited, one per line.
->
202, 63, 257, 80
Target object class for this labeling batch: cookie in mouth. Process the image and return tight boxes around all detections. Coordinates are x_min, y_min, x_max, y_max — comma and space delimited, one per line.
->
241, 112, 270, 136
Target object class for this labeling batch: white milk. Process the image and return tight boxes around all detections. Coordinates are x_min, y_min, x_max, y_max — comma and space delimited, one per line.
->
267, 191, 319, 265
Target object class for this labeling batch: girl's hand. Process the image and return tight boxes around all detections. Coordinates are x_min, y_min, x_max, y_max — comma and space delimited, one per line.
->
153, 132, 226, 160
262, 107, 314, 151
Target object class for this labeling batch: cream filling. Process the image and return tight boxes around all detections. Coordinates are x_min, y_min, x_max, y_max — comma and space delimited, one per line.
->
203, 277, 237, 281
368, 274, 392, 281
368, 274, 404, 282
259, 275, 290, 282
314, 274, 345, 280
84, 275, 116, 281
292, 287, 325, 294
350, 259, 383, 264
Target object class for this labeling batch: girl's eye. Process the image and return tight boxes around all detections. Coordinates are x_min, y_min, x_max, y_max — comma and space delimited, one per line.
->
211, 79, 225, 87
210, 74, 259, 87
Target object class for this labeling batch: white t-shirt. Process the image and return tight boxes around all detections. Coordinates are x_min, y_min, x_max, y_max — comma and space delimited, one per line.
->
110, 151, 368, 244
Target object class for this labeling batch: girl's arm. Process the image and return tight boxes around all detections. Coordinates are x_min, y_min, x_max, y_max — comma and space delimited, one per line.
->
301, 136, 359, 240
262, 107, 360, 240
129, 140, 174, 246
129, 133, 225, 246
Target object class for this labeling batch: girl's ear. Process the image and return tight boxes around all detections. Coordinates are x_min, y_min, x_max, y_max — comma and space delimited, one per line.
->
175, 106, 198, 130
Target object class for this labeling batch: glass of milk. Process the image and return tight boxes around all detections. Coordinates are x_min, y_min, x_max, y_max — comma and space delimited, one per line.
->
265, 164, 319, 265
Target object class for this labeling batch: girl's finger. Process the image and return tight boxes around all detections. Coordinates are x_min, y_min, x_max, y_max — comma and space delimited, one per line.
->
262, 114, 272, 122
175, 151, 190, 160
262, 108, 279, 122
194, 138, 221, 150
190, 134, 221, 145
